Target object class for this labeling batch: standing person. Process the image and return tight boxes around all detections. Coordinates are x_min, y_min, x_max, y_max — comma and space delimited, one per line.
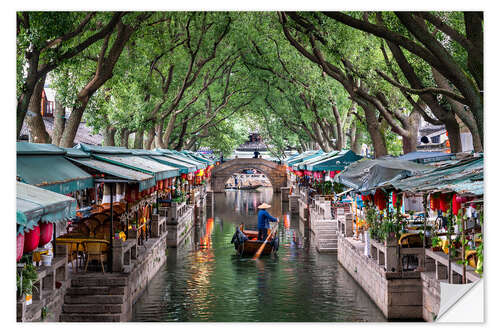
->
257, 203, 278, 241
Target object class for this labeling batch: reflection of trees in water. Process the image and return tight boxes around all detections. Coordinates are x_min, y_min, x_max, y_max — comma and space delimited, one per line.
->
222, 188, 276, 219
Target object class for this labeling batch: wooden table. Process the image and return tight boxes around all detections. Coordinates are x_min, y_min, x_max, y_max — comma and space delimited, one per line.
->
56, 237, 110, 271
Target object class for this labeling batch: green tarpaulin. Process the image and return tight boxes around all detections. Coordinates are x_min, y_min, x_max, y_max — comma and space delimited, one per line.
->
149, 155, 196, 174
156, 149, 206, 169
17, 182, 77, 235
17, 150, 94, 195
306, 150, 363, 171
66, 157, 156, 191
76, 143, 132, 154
294, 151, 340, 170
335, 157, 433, 192
387, 156, 483, 196
92, 154, 179, 181
286, 150, 323, 167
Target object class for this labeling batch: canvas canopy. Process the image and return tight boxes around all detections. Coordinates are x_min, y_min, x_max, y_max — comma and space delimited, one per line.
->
155, 149, 205, 170
17, 182, 77, 235
17, 143, 94, 194
334, 157, 433, 192
66, 157, 156, 191
306, 150, 363, 171
397, 151, 455, 164
92, 154, 179, 181
294, 151, 342, 170
149, 155, 196, 174
387, 156, 483, 196
287, 150, 323, 167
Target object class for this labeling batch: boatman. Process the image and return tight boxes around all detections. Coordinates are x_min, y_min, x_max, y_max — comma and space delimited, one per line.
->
257, 203, 278, 241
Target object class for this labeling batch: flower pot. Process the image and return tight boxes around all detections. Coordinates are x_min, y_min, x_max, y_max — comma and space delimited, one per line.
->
41, 254, 53, 267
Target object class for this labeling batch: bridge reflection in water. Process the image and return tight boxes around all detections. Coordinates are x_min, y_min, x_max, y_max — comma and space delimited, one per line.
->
132, 188, 386, 322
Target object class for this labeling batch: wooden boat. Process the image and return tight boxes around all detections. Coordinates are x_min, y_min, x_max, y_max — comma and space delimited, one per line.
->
230, 226, 279, 256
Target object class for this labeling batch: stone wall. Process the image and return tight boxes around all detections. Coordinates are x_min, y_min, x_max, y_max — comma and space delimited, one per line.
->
337, 235, 423, 320
124, 232, 168, 320
166, 205, 195, 247
421, 271, 440, 322
210, 158, 287, 192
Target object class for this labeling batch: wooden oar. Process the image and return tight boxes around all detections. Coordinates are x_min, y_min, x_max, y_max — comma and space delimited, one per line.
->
253, 220, 279, 260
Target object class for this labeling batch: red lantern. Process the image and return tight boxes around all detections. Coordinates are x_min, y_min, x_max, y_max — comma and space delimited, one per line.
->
452, 194, 461, 215
39, 222, 53, 247
430, 194, 439, 211
17, 233, 24, 262
439, 193, 450, 212
181, 173, 187, 180
374, 189, 386, 211
23, 225, 40, 253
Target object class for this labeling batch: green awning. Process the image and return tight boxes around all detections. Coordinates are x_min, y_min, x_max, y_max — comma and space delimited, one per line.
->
17, 182, 77, 235
306, 150, 363, 171
17, 154, 94, 194
66, 157, 156, 192
294, 151, 339, 170
61, 147, 91, 158
181, 150, 214, 165
17, 142, 65, 155
149, 155, 196, 174
77, 143, 132, 154
156, 149, 206, 169
92, 154, 179, 181
291, 150, 325, 170
287, 150, 323, 167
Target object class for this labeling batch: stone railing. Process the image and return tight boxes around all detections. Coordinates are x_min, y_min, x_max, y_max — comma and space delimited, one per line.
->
17, 248, 68, 322
368, 236, 425, 275
112, 239, 138, 273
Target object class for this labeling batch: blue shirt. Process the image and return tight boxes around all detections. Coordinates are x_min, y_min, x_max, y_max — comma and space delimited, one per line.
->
258, 209, 277, 229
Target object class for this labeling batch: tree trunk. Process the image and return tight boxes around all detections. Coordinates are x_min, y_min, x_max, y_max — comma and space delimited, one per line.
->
332, 105, 344, 150
174, 119, 188, 151
162, 112, 178, 148
154, 122, 165, 149
443, 118, 462, 153
133, 129, 144, 149
144, 128, 155, 150
59, 21, 135, 148
359, 102, 388, 157
26, 74, 50, 143
103, 126, 117, 146
51, 97, 66, 146
117, 128, 129, 147
17, 51, 41, 140
402, 110, 420, 154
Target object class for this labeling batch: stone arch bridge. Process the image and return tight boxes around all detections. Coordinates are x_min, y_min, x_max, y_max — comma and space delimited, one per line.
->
210, 158, 287, 193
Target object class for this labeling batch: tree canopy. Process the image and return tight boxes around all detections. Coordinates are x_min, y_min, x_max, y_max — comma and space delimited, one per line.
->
17, 11, 483, 157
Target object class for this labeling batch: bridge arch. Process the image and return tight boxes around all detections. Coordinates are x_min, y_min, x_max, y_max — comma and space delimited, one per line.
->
210, 158, 287, 193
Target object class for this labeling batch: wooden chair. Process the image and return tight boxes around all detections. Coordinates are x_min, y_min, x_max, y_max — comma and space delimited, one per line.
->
55, 241, 79, 272
75, 223, 91, 237
83, 218, 101, 237
83, 241, 108, 273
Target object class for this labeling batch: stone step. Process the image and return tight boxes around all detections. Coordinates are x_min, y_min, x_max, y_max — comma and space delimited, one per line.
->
66, 286, 126, 296
63, 303, 123, 314
64, 295, 124, 304
71, 277, 128, 287
60, 313, 122, 322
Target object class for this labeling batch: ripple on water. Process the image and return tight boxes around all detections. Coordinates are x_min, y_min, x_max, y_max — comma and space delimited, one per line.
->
132, 189, 386, 322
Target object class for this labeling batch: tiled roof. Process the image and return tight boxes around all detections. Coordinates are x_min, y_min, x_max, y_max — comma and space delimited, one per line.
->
20, 117, 103, 146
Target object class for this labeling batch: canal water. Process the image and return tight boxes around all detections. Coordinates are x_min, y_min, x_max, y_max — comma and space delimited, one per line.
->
132, 188, 386, 322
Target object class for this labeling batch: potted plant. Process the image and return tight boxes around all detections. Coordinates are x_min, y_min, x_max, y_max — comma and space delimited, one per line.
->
431, 236, 442, 251
19, 262, 38, 305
